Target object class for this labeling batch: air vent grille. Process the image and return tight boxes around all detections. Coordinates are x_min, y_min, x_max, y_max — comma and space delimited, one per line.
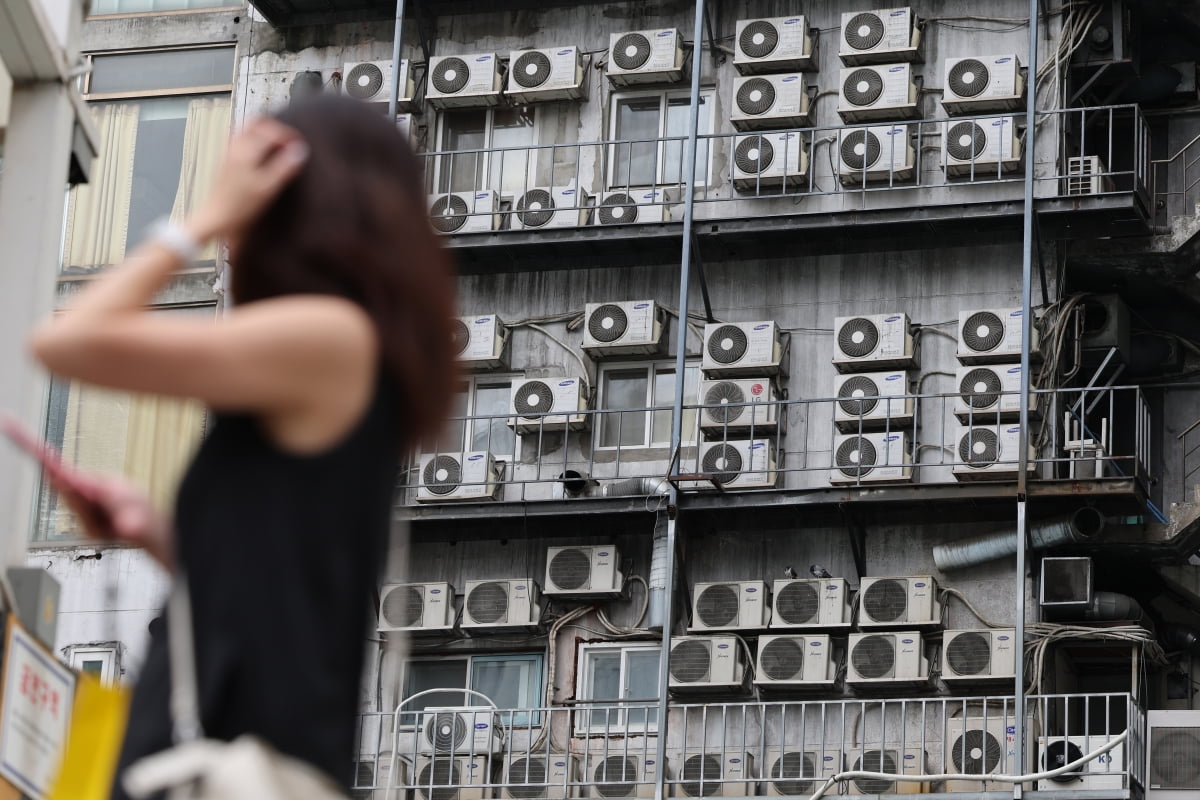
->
702, 444, 744, 485
851, 635, 895, 679
507, 757, 549, 799
451, 318, 471, 355
680, 754, 723, 797
843, 68, 884, 106
422, 455, 462, 495
599, 194, 638, 225
835, 436, 877, 478
516, 189, 556, 228
432, 57, 471, 94
960, 428, 1000, 466
736, 78, 777, 115
946, 631, 992, 676
760, 637, 804, 681
513, 51, 552, 88
417, 760, 460, 800
962, 311, 1005, 352
588, 304, 629, 343
838, 375, 881, 416
734, 136, 775, 174
670, 639, 711, 683
959, 368, 1002, 409
514, 381, 554, 415
346, 62, 385, 99
466, 582, 509, 624
703, 381, 747, 425
739, 21, 780, 59
425, 712, 468, 752
595, 756, 637, 798
950, 729, 1002, 774
383, 586, 424, 628
548, 548, 591, 591
947, 122, 987, 161
769, 752, 817, 795
613, 34, 652, 71
837, 317, 880, 357
862, 579, 908, 622
696, 584, 740, 627
775, 581, 819, 625
853, 752, 897, 795
1149, 727, 1200, 788
430, 195, 469, 233
948, 58, 989, 98
844, 13, 885, 51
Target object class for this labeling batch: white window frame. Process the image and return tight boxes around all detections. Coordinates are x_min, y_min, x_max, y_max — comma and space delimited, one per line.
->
399, 652, 545, 727
606, 87, 716, 189
433, 107, 540, 197
575, 642, 661, 735
443, 373, 520, 461
67, 645, 120, 685
595, 360, 699, 451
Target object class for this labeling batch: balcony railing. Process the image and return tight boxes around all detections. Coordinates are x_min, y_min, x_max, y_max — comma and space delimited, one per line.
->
353, 693, 1142, 798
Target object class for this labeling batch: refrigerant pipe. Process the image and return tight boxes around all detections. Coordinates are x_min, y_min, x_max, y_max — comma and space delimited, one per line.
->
932, 507, 1105, 571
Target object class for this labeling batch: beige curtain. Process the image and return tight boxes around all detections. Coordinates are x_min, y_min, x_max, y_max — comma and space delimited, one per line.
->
170, 96, 232, 262
63, 103, 141, 271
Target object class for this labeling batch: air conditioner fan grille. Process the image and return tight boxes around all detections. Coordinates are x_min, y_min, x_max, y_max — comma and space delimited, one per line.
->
451, 318, 471, 356
843, 68, 884, 107
737, 78, 777, 116
422, 455, 463, 495
599, 194, 639, 225
734, 136, 775, 175
960, 428, 1000, 466
506, 757, 549, 800
960, 368, 1002, 409
701, 444, 744, 485
1043, 739, 1085, 783
513, 51, 552, 88
760, 637, 805, 681
1149, 728, 1200, 788
416, 760, 460, 800
703, 382, 747, 425
948, 58, 990, 98
962, 311, 1005, 352
613, 33, 652, 71
951, 729, 1002, 774
947, 122, 988, 162
594, 756, 638, 798
346, 63, 385, 99
514, 381, 555, 416
840, 130, 882, 172
851, 635, 896, 679
382, 585, 424, 628
844, 13, 886, 51
680, 754, 723, 797
430, 195, 470, 233
588, 304, 629, 343
516, 189, 557, 228
838, 375, 881, 417
837, 317, 880, 358
424, 711, 469, 752
770, 752, 817, 795
670, 639, 712, 683
432, 57, 471, 95
706, 324, 750, 364
548, 548, 592, 591
946, 631, 993, 676
775, 581, 820, 625
853, 751, 898, 795
466, 581, 510, 624
863, 578, 908, 622
696, 584, 740, 627
739, 21, 780, 59
836, 436, 877, 478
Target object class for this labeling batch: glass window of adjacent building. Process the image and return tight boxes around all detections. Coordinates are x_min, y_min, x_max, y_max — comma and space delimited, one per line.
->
434, 376, 518, 460
575, 643, 659, 734
597, 362, 699, 449
62, 46, 234, 275
436, 107, 537, 196
400, 653, 544, 725
608, 89, 713, 189
90, 0, 239, 15
67, 645, 120, 685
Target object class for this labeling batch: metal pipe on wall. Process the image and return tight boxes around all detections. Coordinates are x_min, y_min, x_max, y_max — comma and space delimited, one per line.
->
932, 507, 1105, 571
387, 0, 408, 120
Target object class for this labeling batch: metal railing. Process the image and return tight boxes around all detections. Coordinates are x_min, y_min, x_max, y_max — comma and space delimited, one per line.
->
352, 693, 1142, 798
1153, 130, 1200, 227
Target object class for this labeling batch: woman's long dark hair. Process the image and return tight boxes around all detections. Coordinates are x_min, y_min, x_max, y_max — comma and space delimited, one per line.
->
232, 96, 457, 453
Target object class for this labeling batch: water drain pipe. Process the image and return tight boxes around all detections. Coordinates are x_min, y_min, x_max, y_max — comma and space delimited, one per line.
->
646, 515, 671, 631
933, 507, 1105, 571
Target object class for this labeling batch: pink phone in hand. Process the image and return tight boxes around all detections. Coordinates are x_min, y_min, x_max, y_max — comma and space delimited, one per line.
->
0, 414, 66, 478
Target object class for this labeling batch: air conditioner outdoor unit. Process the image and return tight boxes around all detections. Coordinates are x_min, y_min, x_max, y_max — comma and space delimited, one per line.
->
958, 307, 1040, 363
690, 581, 770, 631
955, 364, 1035, 422
857, 575, 941, 627
1037, 734, 1125, 791
416, 451, 502, 503
378, 582, 455, 632
837, 125, 916, 185
544, 544, 623, 598
355, 755, 402, 799
772, 578, 851, 629
833, 313, 914, 371
734, 16, 815, 74
692, 440, 778, 490
672, 752, 754, 797
607, 29, 685, 86
846, 632, 930, 686
582, 301, 665, 357
732, 132, 809, 192
762, 749, 842, 796
461, 579, 540, 629
942, 55, 1025, 114
429, 191, 500, 235
834, 371, 913, 433
427, 53, 502, 109
502, 754, 581, 800
509, 377, 587, 434
413, 755, 492, 800
944, 714, 1037, 792
702, 321, 786, 377
941, 628, 1017, 685
847, 748, 927, 794
594, 189, 672, 225
839, 7, 922, 65
837, 64, 919, 123
669, 635, 747, 692
1146, 710, 1200, 799
418, 707, 504, 756
829, 432, 912, 485
944, 117, 1022, 177
396, 113, 414, 143
953, 425, 1036, 481
506, 46, 585, 103
342, 60, 414, 108
754, 634, 836, 688
589, 753, 659, 799
731, 74, 810, 130
514, 186, 591, 230
1067, 155, 1114, 195
698, 378, 780, 437
454, 314, 508, 371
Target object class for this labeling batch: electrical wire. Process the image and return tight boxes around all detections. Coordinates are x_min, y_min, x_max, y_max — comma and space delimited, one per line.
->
940, 587, 1009, 629
1024, 622, 1168, 695
510, 322, 593, 391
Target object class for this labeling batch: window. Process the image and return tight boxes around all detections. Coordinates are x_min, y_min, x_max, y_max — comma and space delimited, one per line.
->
608, 89, 714, 189
576, 643, 660, 734
598, 362, 699, 449
67, 646, 120, 686
90, 0, 238, 15
436, 108, 537, 196
401, 653, 544, 725
62, 47, 234, 275
436, 376, 517, 459
34, 306, 212, 542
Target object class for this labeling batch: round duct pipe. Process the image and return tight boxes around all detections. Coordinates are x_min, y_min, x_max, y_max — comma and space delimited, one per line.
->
646, 517, 670, 631
556, 470, 591, 496
933, 507, 1105, 571
603, 477, 671, 497
1044, 591, 1144, 623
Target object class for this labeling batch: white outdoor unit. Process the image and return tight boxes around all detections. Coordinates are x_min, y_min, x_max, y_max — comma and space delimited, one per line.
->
702, 321, 786, 377
957, 307, 1040, 363
672, 752, 754, 797
693, 440, 778, 490
754, 634, 836, 688
942, 55, 1025, 114
396, 113, 414, 143
413, 755, 492, 800
730, 74, 810, 130
589, 754, 659, 799
953, 425, 1036, 481
771, 578, 852, 629
668, 635, 747, 692
1037, 734, 1125, 791
427, 53, 503, 109
342, 59, 414, 108
734, 16, 815, 74
1146, 710, 1200, 799
543, 544, 623, 598
1067, 155, 1114, 195
762, 750, 841, 797
955, 364, 1035, 422
509, 377, 587, 434
429, 191, 500, 235
506, 47, 585, 104
829, 432, 912, 485
418, 707, 504, 755
416, 452, 502, 503
941, 628, 1017, 685
690, 580, 770, 631
839, 7, 922, 65
454, 314, 508, 371
846, 632, 930, 686
502, 754, 581, 800
857, 576, 941, 627
514, 186, 591, 230
582, 301, 665, 357
461, 579, 540, 629
945, 715, 1037, 792
378, 582, 455, 632
833, 313, 914, 371
594, 189, 672, 225
944, 117, 1023, 177
847, 748, 928, 794
607, 29, 685, 86
698, 378, 780, 437
837, 125, 916, 185
834, 371, 913, 433
837, 64, 919, 123
732, 132, 809, 192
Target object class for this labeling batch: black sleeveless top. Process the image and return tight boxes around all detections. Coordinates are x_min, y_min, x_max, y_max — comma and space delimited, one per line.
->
113, 371, 400, 795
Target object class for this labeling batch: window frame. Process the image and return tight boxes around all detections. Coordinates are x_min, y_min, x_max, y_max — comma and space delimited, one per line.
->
441, 373, 520, 461
87, 2, 244, 20
399, 652, 546, 727
80, 45, 237, 101
433, 106, 541, 198
595, 360, 699, 451
606, 87, 716, 189
575, 642, 661, 735
67, 645, 120, 685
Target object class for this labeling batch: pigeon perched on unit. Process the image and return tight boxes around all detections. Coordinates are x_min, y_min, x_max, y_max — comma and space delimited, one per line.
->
809, 564, 833, 579
783, 566, 798, 579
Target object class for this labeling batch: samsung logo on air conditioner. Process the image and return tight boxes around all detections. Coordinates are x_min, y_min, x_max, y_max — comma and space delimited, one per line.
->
1007, 426, 1021, 434
1009, 309, 1024, 317
1007, 366, 1021, 374
751, 442, 766, 450
784, 17, 801, 24
995, 56, 1013, 64
890, 9, 906, 16
559, 380, 575, 387
754, 323, 770, 330
885, 374, 902, 381
561, 189, 576, 196
888, 66, 904, 73
634, 303, 650, 309
885, 315, 902, 322
557, 49, 573, 56
656, 30, 672, 37
992, 119, 1010, 128
884, 434, 900, 442
782, 76, 799, 83
473, 317, 492, 324
476, 55, 492, 62
475, 192, 491, 200
467, 454, 484, 461
640, 192, 660, 201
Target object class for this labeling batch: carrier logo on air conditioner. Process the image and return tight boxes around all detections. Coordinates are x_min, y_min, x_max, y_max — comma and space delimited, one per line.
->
717, 643, 731, 649
902, 638, 915, 644
729, 758, 742, 764
516, 585, 527, 590
598, 551, 610, 556
811, 640, 822, 646
998, 635, 1011, 640
745, 587, 758, 593
431, 588, 443, 594
914, 582, 926, 588
474, 723, 490, 730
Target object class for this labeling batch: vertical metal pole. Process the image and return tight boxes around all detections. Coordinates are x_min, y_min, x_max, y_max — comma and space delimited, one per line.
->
654, 1, 705, 798
387, 0, 408, 120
